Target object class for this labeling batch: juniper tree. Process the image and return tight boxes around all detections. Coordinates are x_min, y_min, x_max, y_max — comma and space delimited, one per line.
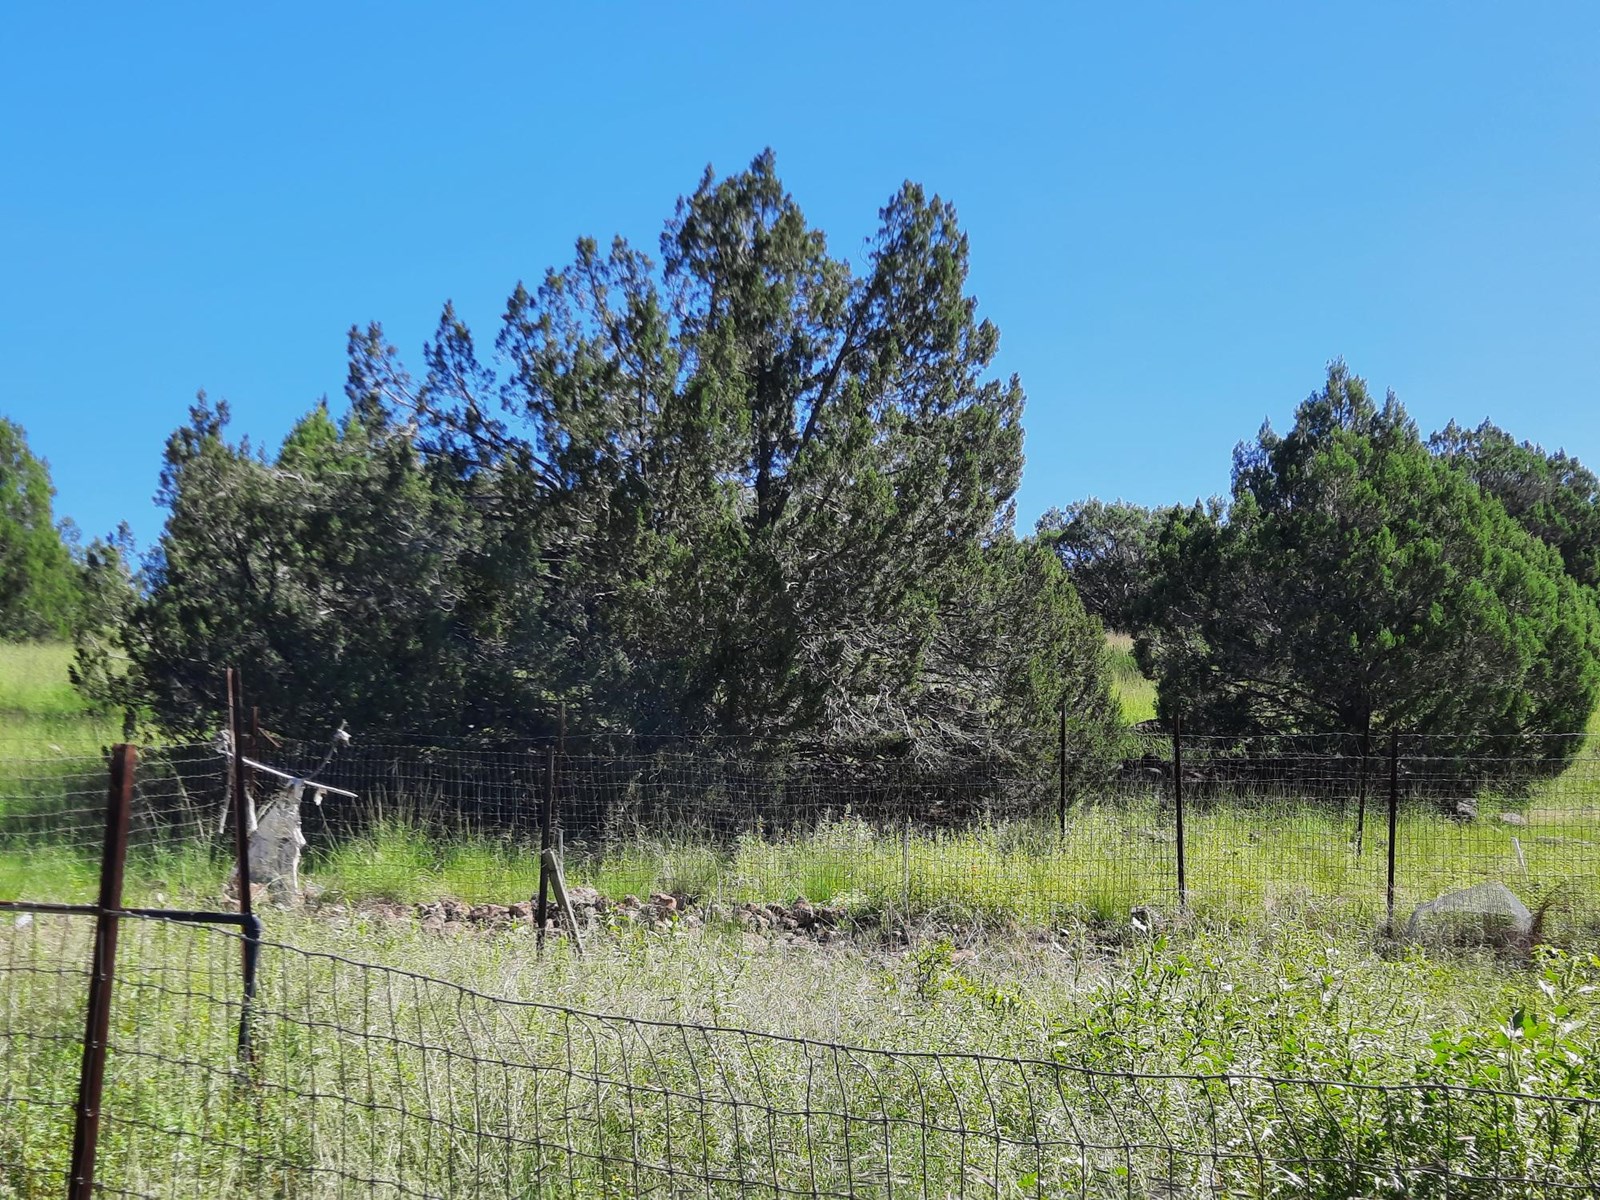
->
129, 153, 1120, 773
1138, 363, 1600, 759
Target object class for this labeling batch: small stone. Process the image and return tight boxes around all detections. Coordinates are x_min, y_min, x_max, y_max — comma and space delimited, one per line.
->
649, 892, 678, 913
1498, 812, 1528, 827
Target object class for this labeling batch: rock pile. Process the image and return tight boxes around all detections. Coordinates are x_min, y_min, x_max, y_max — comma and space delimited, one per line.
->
411, 892, 852, 942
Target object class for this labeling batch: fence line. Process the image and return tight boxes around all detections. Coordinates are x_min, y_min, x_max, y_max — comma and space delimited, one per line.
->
3, 731, 1599, 924
4, 737, 1600, 1195
3, 911, 1599, 1198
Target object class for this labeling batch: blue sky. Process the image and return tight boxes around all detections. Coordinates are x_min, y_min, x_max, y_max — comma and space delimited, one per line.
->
4, 2, 1596, 549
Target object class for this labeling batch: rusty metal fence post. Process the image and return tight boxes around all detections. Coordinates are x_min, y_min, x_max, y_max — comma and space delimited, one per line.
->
227, 670, 261, 1068
67, 743, 135, 1200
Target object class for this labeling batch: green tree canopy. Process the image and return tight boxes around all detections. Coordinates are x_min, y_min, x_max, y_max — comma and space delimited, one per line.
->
1430, 419, 1600, 590
128, 153, 1120, 773
1137, 363, 1600, 757
0, 416, 81, 640
125, 395, 503, 736
1036, 499, 1164, 633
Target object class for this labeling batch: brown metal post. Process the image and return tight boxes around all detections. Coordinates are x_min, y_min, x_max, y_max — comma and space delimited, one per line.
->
67, 743, 136, 1200
227, 671, 259, 1067
1173, 714, 1187, 909
1386, 733, 1400, 932
535, 746, 555, 953
1057, 706, 1067, 839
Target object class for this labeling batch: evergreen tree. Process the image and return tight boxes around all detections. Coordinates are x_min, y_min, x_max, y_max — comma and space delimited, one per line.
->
1137, 363, 1600, 759
1431, 419, 1600, 589
127, 395, 495, 735
129, 154, 1121, 771
1036, 499, 1164, 633
0, 416, 80, 640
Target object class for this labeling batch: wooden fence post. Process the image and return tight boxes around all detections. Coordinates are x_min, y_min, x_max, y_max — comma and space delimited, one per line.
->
541, 847, 586, 958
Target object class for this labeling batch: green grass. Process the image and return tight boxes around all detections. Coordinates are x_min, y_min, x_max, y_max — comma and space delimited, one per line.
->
0, 641, 85, 716
1107, 632, 1157, 724
6, 643, 1600, 1193
0, 640, 122, 760
4, 902, 1600, 1196
5, 791, 1597, 940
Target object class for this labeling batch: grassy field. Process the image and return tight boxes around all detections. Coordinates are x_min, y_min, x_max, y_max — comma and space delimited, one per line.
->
5, 642, 1600, 1194
3, 904, 1599, 1196
2, 639, 1597, 932
0, 641, 122, 758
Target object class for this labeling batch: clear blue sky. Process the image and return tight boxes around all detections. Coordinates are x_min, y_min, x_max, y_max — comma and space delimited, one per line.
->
4, 2, 1596, 550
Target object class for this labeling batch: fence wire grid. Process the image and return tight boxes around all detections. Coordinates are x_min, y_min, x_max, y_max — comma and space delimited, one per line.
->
2, 733, 1599, 925
3, 911, 1598, 1200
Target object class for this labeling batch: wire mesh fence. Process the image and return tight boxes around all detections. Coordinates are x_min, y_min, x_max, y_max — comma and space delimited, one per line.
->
0, 741, 224, 906
3, 911, 1599, 1199
2, 731, 1598, 924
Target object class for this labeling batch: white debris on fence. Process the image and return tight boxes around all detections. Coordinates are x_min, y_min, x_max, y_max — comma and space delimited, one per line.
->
222, 724, 355, 905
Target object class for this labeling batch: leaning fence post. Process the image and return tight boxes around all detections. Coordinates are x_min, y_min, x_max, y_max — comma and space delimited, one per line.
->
67, 743, 135, 1200
1172, 714, 1187, 909
541, 847, 586, 958
227, 670, 260, 1069
1386, 733, 1400, 933
535, 746, 556, 954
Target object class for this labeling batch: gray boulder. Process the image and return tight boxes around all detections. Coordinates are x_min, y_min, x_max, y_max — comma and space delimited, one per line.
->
1405, 882, 1531, 949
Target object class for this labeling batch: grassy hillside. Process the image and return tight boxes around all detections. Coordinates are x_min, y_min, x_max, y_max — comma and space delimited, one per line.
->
1106, 632, 1157, 724
0, 641, 121, 756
